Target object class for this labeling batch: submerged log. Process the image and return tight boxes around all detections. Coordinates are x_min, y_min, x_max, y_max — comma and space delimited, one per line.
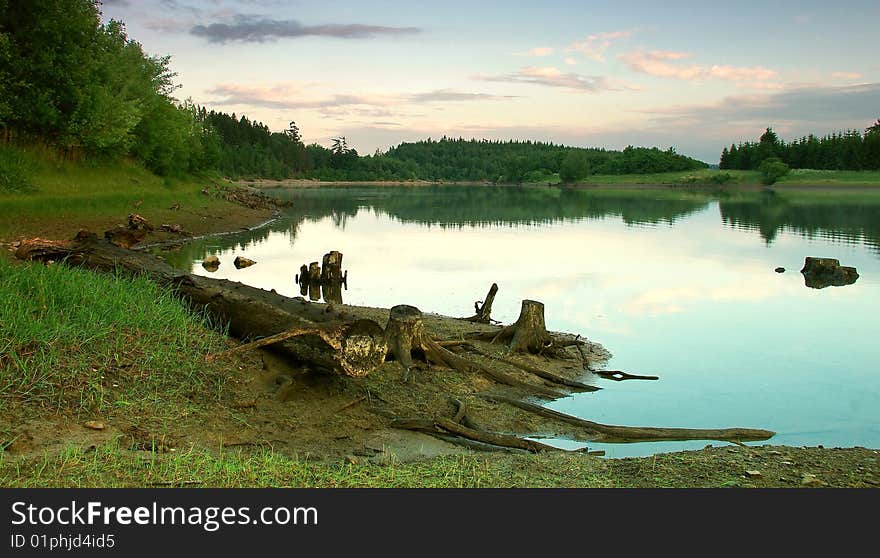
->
15, 234, 386, 377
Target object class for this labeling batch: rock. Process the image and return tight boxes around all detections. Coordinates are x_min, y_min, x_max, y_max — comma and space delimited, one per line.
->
234, 256, 256, 269
344, 455, 359, 465
127, 213, 153, 231
745, 470, 762, 479
84, 421, 105, 431
775, 267, 785, 273
202, 255, 220, 272
800, 473, 826, 487
800, 257, 859, 289
160, 224, 189, 236
105, 226, 146, 249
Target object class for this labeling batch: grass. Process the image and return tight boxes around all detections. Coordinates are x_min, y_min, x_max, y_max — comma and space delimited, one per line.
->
0, 144, 237, 242
0, 441, 613, 488
0, 257, 231, 420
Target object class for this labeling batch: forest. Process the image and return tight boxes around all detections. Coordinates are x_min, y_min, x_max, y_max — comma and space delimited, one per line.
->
720, 124, 880, 172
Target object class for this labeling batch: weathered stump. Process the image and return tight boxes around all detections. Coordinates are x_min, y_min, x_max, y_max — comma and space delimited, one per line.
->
467, 299, 570, 358
321, 251, 344, 284
307, 262, 321, 300
464, 283, 498, 323
322, 281, 343, 304
385, 305, 425, 372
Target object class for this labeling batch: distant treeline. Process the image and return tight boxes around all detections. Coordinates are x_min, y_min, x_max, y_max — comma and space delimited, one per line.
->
720, 123, 880, 171
0, 0, 704, 182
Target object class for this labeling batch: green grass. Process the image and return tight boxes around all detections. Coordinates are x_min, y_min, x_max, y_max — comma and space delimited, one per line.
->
0, 258, 230, 419
777, 168, 880, 185
0, 144, 229, 240
0, 441, 612, 488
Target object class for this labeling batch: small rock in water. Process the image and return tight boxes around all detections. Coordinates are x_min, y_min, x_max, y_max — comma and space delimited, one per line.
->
84, 421, 105, 431
775, 267, 785, 273
234, 256, 256, 269
202, 255, 220, 271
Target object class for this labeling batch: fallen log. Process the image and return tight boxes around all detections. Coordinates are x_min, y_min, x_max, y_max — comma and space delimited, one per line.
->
481, 395, 775, 443
15, 234, 387, 377
591, 369, 659, 381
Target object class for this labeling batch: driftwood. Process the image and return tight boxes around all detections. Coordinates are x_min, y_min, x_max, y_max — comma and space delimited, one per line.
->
464, 283, 498, 324
591, 369, 659, 381
482, 395, 774, 443
15, 234, 386, 377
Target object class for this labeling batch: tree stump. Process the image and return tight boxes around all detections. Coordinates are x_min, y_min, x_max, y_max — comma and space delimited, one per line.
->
468, 299, 568, 358
322, 281, 343, 304
385, 305, 426, 380
464, 283, 498, 323
307, 262, 321, 300
321, 251, 343, 284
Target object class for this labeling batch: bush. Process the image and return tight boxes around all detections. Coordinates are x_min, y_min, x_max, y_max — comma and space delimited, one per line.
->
0, 146, 35, 192
759, 157, 790, 185
709, 172, 733, 185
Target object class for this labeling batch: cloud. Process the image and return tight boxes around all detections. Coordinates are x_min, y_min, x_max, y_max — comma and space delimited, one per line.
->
204, 84, 516, 113
191, 15, 421, 43
646, 83, 880, 125
406, 89, 518, 103
564, 57, 578, 66
832, 71, 863, 80
565, 30, 634, 63
514, 46, 554, 57
620, 50, 778, 83
473, 66, 620, 93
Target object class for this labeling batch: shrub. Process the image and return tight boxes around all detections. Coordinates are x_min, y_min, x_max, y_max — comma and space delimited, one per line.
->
0, 146, 36, 192
759, 157, 790, 185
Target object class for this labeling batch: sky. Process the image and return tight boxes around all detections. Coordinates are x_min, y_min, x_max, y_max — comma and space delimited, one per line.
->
99, 0, 880, 163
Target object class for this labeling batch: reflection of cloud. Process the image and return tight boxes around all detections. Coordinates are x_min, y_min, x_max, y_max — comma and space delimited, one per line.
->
191, 15, 421, 43
624, 283, 789, 316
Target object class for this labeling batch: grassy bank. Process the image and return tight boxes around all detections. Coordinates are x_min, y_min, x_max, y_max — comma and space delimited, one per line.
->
0, 258, 233, 421
0, 145, 274, 243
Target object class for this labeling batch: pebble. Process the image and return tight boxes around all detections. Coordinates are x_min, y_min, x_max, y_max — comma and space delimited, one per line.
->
83, 421, 105, 430
745, 470, 763, 479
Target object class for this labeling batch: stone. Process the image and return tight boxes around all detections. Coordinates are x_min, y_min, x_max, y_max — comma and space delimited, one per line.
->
84, 421, 105, 431
800, 257, 859, 289
202, 255, 220, 272
745, 470, 762, 479
775, 267, 785, 273
234, 256, 256, 269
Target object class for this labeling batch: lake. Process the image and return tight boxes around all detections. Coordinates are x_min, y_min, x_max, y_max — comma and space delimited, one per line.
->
162, 185, 880, 457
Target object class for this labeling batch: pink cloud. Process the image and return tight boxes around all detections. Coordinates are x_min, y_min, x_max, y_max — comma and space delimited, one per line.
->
566, 29, 634, 63
620, 51, 779, 83
831, 71, 863, 80
514, 46, 554, 57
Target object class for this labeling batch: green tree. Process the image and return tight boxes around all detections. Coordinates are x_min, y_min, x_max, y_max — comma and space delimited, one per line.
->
559, 151, 591, 182
759, 157, 789, 185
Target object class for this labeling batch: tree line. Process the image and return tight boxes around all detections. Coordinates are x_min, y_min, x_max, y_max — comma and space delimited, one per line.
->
0, 0, 705, 183
720, 123, 880, 172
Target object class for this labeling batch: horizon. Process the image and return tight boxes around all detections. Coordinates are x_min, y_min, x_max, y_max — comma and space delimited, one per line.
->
99, 0, 880, 164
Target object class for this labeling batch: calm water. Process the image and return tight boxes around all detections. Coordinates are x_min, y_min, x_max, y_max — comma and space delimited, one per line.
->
163, 185, 880, 457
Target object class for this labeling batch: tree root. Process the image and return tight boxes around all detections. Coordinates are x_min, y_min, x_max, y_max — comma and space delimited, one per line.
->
463, 283, 499, 324
481, 395, 775, 443
466, 299, 574, 359
390, 416, 559, 453
461, 344, 601, 392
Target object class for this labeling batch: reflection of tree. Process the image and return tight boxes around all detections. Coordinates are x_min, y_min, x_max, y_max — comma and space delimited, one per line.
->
719, 190, 880, 252
272, 186, 709, 229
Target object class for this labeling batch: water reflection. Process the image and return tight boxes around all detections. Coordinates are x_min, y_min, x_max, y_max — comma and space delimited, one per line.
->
159, 185, 880, 457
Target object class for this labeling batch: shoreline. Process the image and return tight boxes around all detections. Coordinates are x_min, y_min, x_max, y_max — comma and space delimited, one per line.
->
236, 178, 880, 192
